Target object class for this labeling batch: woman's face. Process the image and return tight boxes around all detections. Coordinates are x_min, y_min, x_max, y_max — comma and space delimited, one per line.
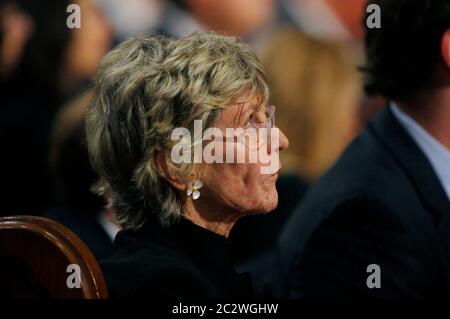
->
198, 97, 289, 219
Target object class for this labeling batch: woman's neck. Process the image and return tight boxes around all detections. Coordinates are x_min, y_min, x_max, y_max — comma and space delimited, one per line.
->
181, 200, 240, 237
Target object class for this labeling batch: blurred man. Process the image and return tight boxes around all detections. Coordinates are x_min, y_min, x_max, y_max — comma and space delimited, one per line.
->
279, 0, 450, 298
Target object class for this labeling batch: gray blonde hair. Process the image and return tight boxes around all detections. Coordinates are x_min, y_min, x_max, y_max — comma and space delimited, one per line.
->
86, 32, 269, 230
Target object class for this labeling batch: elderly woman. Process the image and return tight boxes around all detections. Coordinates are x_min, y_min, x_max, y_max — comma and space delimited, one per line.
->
86, 33, 289, 298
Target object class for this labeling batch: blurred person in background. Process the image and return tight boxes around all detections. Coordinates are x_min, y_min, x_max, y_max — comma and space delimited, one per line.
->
279, 0, 450, 298
160, 0, 276, 47
0, 0, 112, 216
0, 0, 32, 79
42, 91, 120, 260
261, 30, 362, 181
278, 0, 386, 118
279, 0, 366, 43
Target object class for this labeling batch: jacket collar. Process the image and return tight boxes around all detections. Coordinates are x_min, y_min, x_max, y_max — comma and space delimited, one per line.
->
369, 106, 450, 224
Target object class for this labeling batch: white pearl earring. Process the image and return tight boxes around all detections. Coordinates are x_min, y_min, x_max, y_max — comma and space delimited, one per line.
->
187, 180, 203, 200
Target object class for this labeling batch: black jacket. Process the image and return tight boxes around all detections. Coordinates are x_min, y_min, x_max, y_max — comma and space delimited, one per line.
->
101, 217, 252, 299
278, 106, 450, 298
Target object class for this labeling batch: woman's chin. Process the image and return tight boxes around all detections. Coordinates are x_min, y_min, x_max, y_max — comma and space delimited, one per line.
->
260, 191, 279, 213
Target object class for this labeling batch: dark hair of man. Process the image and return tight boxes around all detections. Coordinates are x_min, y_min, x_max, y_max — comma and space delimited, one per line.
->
362, 0, 450, 100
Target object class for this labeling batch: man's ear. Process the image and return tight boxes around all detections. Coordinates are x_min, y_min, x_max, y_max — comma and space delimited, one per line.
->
155, 151, 186, 191
441, 29, 450, 70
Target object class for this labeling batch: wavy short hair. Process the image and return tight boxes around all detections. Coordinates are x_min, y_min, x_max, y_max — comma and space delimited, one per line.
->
86, 33, 269, 229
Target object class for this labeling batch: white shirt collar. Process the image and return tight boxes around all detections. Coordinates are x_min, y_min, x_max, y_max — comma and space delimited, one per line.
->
97, 211, 121, 241
390, 102, 450, 201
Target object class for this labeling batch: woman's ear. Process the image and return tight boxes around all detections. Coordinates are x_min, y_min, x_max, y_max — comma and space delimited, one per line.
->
155, 151, 186, 191
441, 29, 450, 70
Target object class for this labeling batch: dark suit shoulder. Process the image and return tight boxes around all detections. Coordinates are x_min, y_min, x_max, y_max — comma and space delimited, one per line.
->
289, 195, 446, 298
280, 124, 448, 298
285, 127, 440, 257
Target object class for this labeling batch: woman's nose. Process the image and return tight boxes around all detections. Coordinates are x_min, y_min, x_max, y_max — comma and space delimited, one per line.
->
268, 127, 289, 154
279, 129, 289, 151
